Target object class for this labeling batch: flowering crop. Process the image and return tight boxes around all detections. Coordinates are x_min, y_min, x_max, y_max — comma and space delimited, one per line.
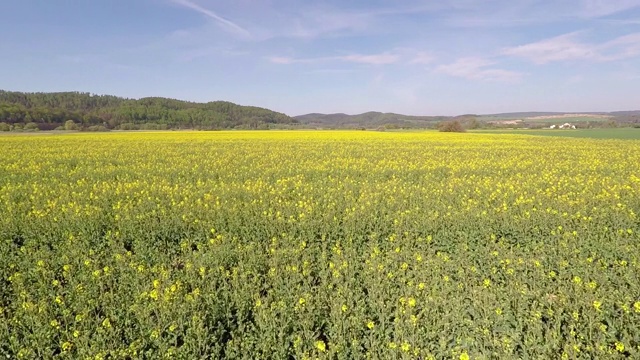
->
1, 131, 639, 359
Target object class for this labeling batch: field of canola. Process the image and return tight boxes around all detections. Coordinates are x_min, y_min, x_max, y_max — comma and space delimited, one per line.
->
1, 131, 640, 359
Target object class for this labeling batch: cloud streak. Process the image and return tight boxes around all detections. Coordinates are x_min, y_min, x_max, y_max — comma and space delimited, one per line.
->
503, 31, 640, 64
579, 0, 640, 18
269, 52, 400, 65
170, 0, 251, 38
503, 32, 599, 64
436, 57, 523, 82
269, 48, 438, 66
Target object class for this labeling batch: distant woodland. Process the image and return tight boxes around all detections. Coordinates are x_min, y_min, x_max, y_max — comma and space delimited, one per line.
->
1, 90, 638, 132
0, 90, 297, 130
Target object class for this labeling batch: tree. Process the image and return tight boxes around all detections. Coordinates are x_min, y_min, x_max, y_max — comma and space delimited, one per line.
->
0, 122, 9, 131
438, 120, 466, 132
466, 118, 480, 129
604, 119, 618, 128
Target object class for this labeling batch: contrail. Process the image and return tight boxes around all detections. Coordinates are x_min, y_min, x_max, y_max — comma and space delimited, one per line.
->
171, 0, 251, 38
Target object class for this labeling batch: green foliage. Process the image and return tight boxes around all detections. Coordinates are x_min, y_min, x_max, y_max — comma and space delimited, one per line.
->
0, 122, 9, 131
464, 117, 481, 129
604, 119, 619, 128
438, 120, 466, 132
0, 90, 298, 130
64, 120, 78, 131
24, 122, 40, 131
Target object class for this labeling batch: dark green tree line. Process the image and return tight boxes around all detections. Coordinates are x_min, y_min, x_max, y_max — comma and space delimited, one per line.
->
0, 90, 297, 130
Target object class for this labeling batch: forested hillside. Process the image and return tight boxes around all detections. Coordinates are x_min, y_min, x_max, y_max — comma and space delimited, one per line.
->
0, 90, 297, 130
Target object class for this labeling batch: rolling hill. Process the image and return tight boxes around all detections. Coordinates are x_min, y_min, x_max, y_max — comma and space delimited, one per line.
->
294, 112, 450, 129
296, 110, 640, 129
0, 90, 298, 130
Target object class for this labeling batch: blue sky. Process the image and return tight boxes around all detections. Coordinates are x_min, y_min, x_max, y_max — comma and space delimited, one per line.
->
1, 0, 640, 116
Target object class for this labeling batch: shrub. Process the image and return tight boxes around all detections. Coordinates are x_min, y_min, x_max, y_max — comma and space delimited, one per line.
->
604, 120, 618, 128
438, 120, 466, 133
24, 122, 40, 131
64, 120, 79, 131
0, 122, 10, 131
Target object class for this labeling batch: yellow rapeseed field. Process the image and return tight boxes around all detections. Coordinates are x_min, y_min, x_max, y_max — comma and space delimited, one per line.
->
1, 131, 639, 359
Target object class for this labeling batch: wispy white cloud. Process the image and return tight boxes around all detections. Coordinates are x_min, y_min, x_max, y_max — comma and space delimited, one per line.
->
176, 47, 249, 62
502, 32, 598, 64
167, 1, 483, 42
306, 68, 357, 74
434, 0, 640, 28
268, 56, 300, 65
342, 53, 400, 65
268, 52, 400, 65
503, 31, 640, 64
285, 7, 371, 39
162, 2, 375, 46
275, 2, 460, 39
599, 19, 640, 25
269, 48, 439, 66
579, 0, 640, 18
602, 33, 640, 60
170, 0, 251, 38
162, 0, 640, 52
436, 57, 523, 81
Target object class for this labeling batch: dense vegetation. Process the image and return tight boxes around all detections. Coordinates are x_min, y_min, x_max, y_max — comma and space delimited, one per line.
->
2, 89, 637, 131
438, 120, 467, 133
0, 90, 297, 130
1, 131, 639, 359
294, 112, 450, 129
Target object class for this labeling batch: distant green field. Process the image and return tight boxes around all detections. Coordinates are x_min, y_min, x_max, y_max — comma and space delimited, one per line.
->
478, 116, 611, 123
527, 116, 610, 123
473, 128, 640, 139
